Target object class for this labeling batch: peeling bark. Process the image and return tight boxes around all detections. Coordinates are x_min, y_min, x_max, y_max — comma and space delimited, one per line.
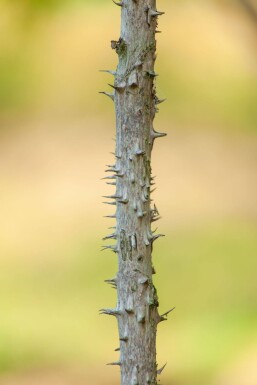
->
101, 1, 170, 384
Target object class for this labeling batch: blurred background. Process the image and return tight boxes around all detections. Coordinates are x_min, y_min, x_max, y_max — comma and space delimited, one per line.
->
0, 0, 256, 384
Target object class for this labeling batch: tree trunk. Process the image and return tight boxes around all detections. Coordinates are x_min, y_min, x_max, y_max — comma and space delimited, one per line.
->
101, 1, 170, 384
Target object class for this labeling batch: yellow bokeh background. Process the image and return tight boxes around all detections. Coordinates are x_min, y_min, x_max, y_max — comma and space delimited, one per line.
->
0, 0, 256, 384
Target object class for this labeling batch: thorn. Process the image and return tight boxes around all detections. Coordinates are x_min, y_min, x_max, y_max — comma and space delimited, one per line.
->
107, 361, 121, 366
152, 9, 165, 17
108, 83, 126, 92
161, 307, 176, 318
99, 69, 116, 76
102, 175, 117, 180
100, 308, 121, 316
102, 194, 122, 199
105, 168, 119, 173
102, 201, 116, 205
99, 91, 114, 101
151, 234, 165, 242
146, 70, 158, 78
157, 363, 167, 375
104, 214, 116, 218
106, 182, 116, 185
147, 7, 165, 25
159, 307, 176, 322
102, 233, 117, 240
104, 277, 117, 284
105, 282, 117, 289
151, 216, 161, 223
155, 97, 166, 105
104, 278, 117, 289
151, 129, 167, 139
112, 0, 123, 6
101, 245, 118, 253
114, 347, 120, 351
151, 203, 160, 216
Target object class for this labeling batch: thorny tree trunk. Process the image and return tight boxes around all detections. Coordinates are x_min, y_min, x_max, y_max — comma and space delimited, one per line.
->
101, 1, 172, 384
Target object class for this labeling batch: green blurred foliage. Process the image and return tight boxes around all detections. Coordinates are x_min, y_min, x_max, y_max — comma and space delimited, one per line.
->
0, 223, 256, 384
0, 0, 256, 130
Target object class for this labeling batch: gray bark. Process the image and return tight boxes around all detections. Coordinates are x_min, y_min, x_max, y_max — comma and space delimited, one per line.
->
101, 1, 170, 384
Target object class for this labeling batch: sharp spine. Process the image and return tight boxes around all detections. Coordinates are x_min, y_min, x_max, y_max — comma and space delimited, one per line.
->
101, 245, 118, 253
102, 175, 117, 180
103, 201, 116, 205
103, 233, 117, 240
146, 70, 158, 78
151, 234, 165, 242
99, 69, 116, 76
112, 0, 123, 6
151, 129, 167, 139
99, 91, 114, 101
102, 194, 122, 199
107, 361, 121, 366
147, 7, 165, 25
108, 82, 126, 92
159, 307, 176, 322
157, 363, 167, 375
155, 97, 166, 105
100, 308, 121, 316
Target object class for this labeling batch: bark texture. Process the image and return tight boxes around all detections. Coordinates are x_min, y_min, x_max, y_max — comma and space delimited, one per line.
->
101, 1, 170, 384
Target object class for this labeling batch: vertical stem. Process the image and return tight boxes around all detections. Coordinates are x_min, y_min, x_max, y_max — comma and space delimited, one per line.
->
102, 1, 167, 384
